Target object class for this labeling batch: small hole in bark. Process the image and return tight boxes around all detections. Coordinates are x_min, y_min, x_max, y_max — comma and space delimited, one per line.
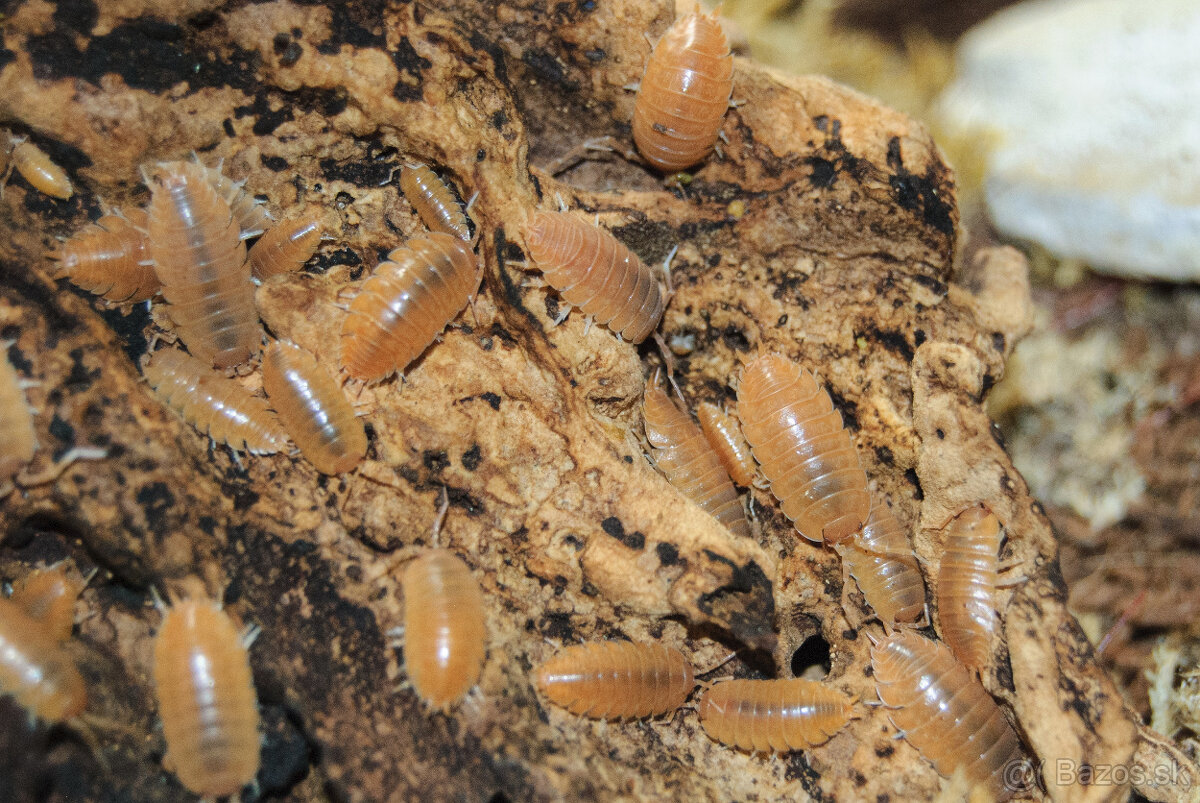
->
790, 634, 831, 680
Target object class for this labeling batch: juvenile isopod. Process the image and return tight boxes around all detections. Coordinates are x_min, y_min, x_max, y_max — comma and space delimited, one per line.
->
247, 209, 324, 281
399, 163, 471, 241
937, 505, 1013, 674
261, 340, 366, 474
0, 596, 88, 723
838, 500, 926, 631
698, 678, 855, 753
3, 132, 73, 199
737, 352, 870, 544
142, 347, 290, 455
9, 562, 89, 643
52, 208, 159, 303
147, 161, 263, 369
632, 9, 734, 173
696, 401, 756, 487
643, 378, 750, 538
340, 233, 479, 381
153, 594, 260, 799
521, 211, 664, 344
202, 161, 273, 239
536, 641, 695, 720
871, 629, 1026, 800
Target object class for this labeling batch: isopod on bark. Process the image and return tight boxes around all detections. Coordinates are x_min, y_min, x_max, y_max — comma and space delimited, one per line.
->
399, 163, 471, 241
51, 208, 159, 303
696, 401, 756, 487
936, 505, 1014, 674
0, 596, 88, 723
697, 678, 855, 753
838, 500, 926, 631
536, 641, 695, 720
3, 131, 73, 199
8, 562, 89, 643
247, 209, 324, 281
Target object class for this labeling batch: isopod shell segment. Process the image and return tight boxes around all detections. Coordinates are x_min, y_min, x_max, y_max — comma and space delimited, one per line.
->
697, 401, 756, 487
400, 163, 471, 241
402, 549, 486, 710
632, 10, 733, 173
838, 501, 926, 630
0, 596, 87, 723
737, 353, 870, 544
248, 209, 323, 281
698, 678, 854, 753
53, 208, 159, 303
521, 211, 664, 344
643, 381, 750, 538
937, 505, 1003, 673
261, 341, 366, 474
9, 563, 86, 643
153, 597, 260, 799
871, 630, 1024, 801
340, 233, 479, 381
6, 134, 73, 199
0, 348, 37, 486
536, 641, 695, 720
142, 348, 290, 455
203, 163, 273, 239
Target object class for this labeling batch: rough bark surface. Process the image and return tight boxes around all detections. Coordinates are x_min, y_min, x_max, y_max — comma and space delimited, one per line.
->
0, 0, 1193, 800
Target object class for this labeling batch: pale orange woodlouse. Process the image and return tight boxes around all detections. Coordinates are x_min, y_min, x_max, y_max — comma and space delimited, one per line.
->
521, 210, 664, 344
696, 401, 756, 487
736, 352, 870, 544
2, 132, 73, 199
536, 641, 695, 720
142, 347, 290, 455
153, 595, 260, 799
247, 209, 324, 281
399, 163, 471, 241
0, 596, 88, 723
632, 9, 734, 173
697, 678, 855, 753
643, 378, 750, 538
52, 208, 159, 303
937, 505, 1007, 674
871, 629, 1025, 800
261, 340, 366, 474
838, 501, 926, 631
9, 562, 89, 643
340, 233, 480, 382
203, 162, 273, 239
147, 161, 263, 369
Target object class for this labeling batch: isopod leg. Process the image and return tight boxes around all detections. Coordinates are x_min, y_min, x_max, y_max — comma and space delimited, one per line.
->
15, 446, 107, 488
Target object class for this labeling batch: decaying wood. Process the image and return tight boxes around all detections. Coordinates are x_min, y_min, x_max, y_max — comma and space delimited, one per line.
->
0, 0, 1193, 800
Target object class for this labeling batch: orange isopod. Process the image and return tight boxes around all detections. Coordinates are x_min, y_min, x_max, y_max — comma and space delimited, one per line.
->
698, 678, 854, 753
9, 562, 88, 643
142, 347, 290, 455
737, 352, 870, 545
261, 340, 366, 474
3, 132, 73, 199
248, 209, 324, 281
632, 9, 734, 173
52, 208, 159, 303
402, 549, 486, 710
147, 161, 263, 369
643, 379, 750, 538
697, 401, 756, 487
871, 629, 1025, 800
203, 162, 273, 239
937, 505, 1005, 674
340, 232, 480, 381
153, 596, 260, 798
1, 347, 37, 492
521, 211, 664, 344
0, 596, 88, 723
399, 163, 471, 241
838, 501, 926, 631
536, 641, 695, 720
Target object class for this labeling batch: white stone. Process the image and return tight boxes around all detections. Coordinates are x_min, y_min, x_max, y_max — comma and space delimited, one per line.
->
937, 0, 1200, 281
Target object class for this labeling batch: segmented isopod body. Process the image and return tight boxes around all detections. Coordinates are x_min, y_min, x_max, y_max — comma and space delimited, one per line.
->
143, 348, 289, 455
9, 563, 86, 643
0, 349, 36, 488
697, 401, 756, 486
536, 641, 695, 720
643, 380, 749, 538
522, 211, 664, 344
261, 341, 365, 474
838, 501, 926, 630
53, 208, 159, 303
400, 163, 471, 240
632, 10, 733, 173
153, 597, 260, 798
937, 505, 1004, 673
0, 596, 87, 722
871, 630, 1024, 800
147, 161, 263, 369
4, 134, 73, 199
698, 678, 854, 753
402, 549, 486, 710
248, 209, 323, 281
340, 233, 479, 381
203, 163, 273, 239
737, 353, 870, 544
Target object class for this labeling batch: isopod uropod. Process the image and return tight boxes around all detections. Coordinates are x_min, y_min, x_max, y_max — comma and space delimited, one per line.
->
632, 9, 734, 173
737, 352, 870, 544
936, 505, 1007, 674
52, 208, 159, 303
696, 401, 756, 487
8, 562, 89, 643
0, 596, 88, 723
152, 594, 261, 799
643, 378, 750, 538
536, 641, 695, 720
399, 163, 471, 241
838, 500, 926, 631
247, 209, 324, 281
697, 678, 855, 753
3, 131, 73, 199
521, 211, 665, 344
261, 340, 366, 474
871, 629, 1026, 800
340, 233, 480, 382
